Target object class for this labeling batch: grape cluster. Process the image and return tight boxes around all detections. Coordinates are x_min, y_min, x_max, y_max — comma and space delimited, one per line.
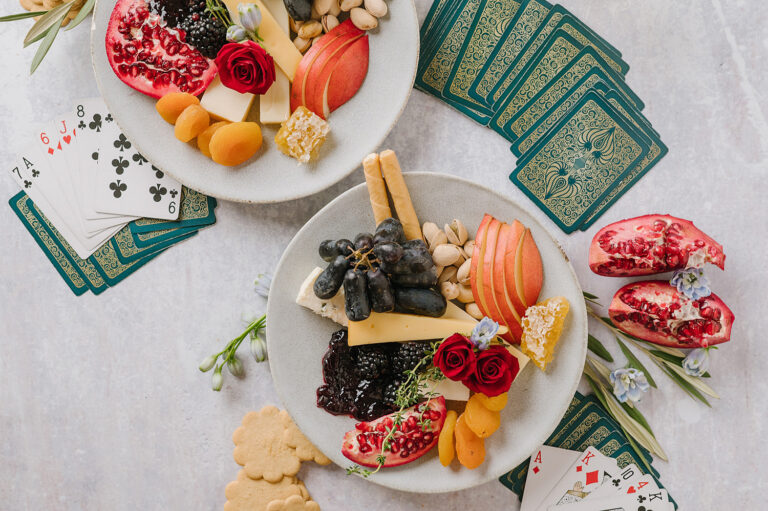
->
313, 218, 448, 322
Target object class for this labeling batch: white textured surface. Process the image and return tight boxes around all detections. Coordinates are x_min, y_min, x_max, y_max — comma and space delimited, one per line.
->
0, 0, 765, 509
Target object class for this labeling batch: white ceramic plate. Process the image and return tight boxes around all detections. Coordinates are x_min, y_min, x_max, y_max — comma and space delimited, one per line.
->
267, 172, 588, 493
90, 0, 419, 203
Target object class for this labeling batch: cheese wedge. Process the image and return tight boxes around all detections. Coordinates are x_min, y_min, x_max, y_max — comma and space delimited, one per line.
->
348, 313, 509, 346
429, 378, 470, 402
224, 0, 303, 81
259, 0, 291, 123
200, 75, 255, 123
295, 268, 348, 326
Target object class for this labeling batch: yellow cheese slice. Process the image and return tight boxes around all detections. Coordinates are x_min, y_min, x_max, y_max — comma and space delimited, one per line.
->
259, 0, 291, 123
224, 0, 303, 81
200, 75, 255, 122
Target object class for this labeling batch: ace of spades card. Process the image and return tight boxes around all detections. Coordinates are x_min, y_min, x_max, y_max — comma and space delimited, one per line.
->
76, 97, 181, 220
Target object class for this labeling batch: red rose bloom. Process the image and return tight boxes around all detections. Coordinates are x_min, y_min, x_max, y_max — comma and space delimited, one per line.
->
433, 334, 476, 381
462, 346, 519, 397
215, 41, 276, 95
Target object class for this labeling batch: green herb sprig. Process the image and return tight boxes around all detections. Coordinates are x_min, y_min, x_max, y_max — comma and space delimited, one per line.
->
346, 341, 444, 478
199, 314, 267, 391
205, 0, 232, 29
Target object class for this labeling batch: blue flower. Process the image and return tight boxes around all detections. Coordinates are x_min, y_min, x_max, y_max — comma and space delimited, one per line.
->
255, 273, 272, 298
682, 348, 710, 377
610, 367, 650, 403
670, 268, 711, 300
237, 3, 262, 34
226, 24, 248, 43
470, 317, 499, 351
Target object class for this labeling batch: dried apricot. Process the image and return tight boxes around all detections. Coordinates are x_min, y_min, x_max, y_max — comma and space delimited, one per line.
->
197, 121, 229, 158
156, 92, 200, 124
174, 104, 210, 142
455, 414, 485, 469
438, 410, 458, 467
209, 122, 263, 166
476, 392, 508, 412
464, 394, 500, 438
521, 296, 570, 371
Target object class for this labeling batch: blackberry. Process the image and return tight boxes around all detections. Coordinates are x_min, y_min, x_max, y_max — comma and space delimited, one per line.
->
154, 1, 227, 59
391, 342, 427, 375
354, 346, 390, 379
383, 379, 403, 404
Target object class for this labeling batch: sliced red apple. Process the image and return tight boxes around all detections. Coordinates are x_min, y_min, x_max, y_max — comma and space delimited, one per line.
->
289, 20, 361, 112
480, 218, 516, 343
323, 35, 369, 117
519, 228, 543, 307
470, 214, 492, 319
502, 220, 527, 317
492, 223, 524, 342
304, 32, 364, 118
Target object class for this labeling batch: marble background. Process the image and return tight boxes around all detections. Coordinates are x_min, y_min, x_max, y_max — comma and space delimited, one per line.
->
1, 0, 766, 509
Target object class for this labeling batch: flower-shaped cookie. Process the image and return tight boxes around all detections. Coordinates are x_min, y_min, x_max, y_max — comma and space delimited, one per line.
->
267, 495, 321, 511
282, 420, 331, 466
224, 471, 305, 511
233, 406, 301, 482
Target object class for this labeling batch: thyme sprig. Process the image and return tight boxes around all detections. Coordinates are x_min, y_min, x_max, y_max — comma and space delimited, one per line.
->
205, 0, 232, 28
346, 341, 444, 478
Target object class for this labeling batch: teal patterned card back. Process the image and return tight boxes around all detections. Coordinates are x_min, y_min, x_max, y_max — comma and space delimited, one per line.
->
510, 90, 650, 232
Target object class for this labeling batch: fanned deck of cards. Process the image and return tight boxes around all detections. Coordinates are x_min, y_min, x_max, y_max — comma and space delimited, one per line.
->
6, 97, 217, 295
500, 392, 677, 510
416, 0, 668, 233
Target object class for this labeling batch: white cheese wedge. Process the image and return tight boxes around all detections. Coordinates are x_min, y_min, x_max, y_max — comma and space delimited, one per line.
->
259, 0, 291, 123
295, 267, 348, 326
200, 75, 255, 123
429, 378, 470, 402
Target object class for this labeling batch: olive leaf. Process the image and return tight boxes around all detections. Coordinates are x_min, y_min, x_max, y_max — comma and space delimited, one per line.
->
30, 13, 68, 74
23, 0, 73, 47
0, 11, 47, 22
662, 359, 719, 399
588, 334, 614, 362
65, 0, 95, 31
616, 336, 657, 389
659, 363, 711, 407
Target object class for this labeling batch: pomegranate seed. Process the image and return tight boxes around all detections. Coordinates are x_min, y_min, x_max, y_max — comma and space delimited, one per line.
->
390, 442, 399, 454
400, 450, 409, 458
359, 444, 372, 453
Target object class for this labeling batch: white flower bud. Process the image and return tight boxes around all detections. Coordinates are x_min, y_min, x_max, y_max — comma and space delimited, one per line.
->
228, 357, 245, 378
211, 365, 224, 392
226, 24, 248, 43
238, 3, 262, 33
250, 335, 267, 362
199, 355, 217, 372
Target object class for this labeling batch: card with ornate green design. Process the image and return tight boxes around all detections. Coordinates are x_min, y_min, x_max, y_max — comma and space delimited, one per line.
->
132, 224, 200, 249
439, 0, 523, 121
469, 0, 553, 108
414, 0, 483, 100
23, 194, 110, 295
510, 90, 649, 233
9, 192, 89, 296
487, 5, 626, 109
489, 30, 587, 139
112, 227, 197, 264
417, 0, 461, 70
509, 53, 644, 155
88, 234, 171, 286
130, 187, 217, 234
579, 86, 668, 230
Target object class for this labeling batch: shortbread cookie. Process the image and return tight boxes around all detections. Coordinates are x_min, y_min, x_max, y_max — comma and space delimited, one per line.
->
224, 471, 305, 511
233, 406, 301, 482
267, 494, 320, 511
283, 419, 331, 465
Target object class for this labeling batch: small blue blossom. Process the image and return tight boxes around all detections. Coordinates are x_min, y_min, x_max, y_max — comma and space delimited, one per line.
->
682, 348, 710, 377
470, 317, 499, 351
670, 268, 711, 300
610, 367, 650, 403
254, 273, 272, 298
226, 24, 248, 43
237, 3, 262, 34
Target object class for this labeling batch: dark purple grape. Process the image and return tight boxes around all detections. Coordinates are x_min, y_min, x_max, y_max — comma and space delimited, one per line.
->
343, 269, 371, 322
394, 287, 447, 317
390, 266, 438, 288
314, 255, 349, 299
366, 267, 395, 313
354, 233, 374, 252
319, 239, 340, 262
373, 217, 406, 245
381, 242, 434, 275
336, 239, 354, 256
373, 241, 404, 265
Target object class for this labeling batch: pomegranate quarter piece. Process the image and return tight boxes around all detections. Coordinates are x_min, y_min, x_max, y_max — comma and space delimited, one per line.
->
589, 215, 725, 277
342, 397, 446, 468
609, 281, 734, 349
106, 0, 217, 98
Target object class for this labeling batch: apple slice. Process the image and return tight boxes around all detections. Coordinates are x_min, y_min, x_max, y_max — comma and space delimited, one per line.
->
323, 35, 369, 116
470, 214, 492, 320
492, 222, 524, 341
480, 218, 515, 343
304, 32, 364, 118
518, 228, 543, 307
501, 220, 527, 317
289, 20, 361, 112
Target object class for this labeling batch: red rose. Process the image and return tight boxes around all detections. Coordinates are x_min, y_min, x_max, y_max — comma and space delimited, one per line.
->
433, 334, 476, 381
462, 346, 519, 397
215, 41, 276, 95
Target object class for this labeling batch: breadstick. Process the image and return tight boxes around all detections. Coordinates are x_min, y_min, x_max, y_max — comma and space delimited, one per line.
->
379, 150, 423, 241
362, 153, 391, 225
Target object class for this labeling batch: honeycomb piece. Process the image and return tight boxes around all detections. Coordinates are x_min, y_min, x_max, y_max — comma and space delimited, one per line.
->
275, 106, 330, 164
521, 296, 570, 371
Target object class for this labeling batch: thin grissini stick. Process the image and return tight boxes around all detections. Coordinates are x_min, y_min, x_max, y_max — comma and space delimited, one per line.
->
362, 153, 391, 226
379, 149, 423, 241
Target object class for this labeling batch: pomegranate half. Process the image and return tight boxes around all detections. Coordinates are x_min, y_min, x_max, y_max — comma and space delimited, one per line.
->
609, 281, 734, 348
106, 0, 217, 98
589, 215, 725, 277
342, 396, 446, 468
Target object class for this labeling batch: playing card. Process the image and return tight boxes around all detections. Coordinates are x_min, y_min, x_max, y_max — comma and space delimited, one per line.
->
587, 463, 641, 500
534, 447, 615, 510
112, 225, 198, 264
520, 446, 580, 511
510, 90, 650, 233
549, 489, 672, 511
129, 187, 217, 234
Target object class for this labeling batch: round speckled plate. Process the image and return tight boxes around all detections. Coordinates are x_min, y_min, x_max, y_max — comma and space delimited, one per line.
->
267, 172, 588, 493
90, 0, 419, 203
